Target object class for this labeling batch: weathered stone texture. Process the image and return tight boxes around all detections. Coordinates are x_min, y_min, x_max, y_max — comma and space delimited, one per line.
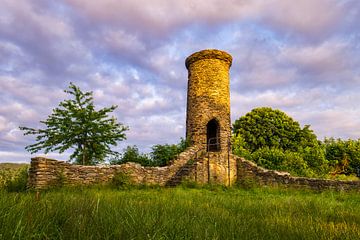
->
185, 49, 232, 151
28, 146, 204, 189
234, 155, 360, 191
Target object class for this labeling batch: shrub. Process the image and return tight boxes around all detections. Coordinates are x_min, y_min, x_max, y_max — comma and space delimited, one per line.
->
111, 172, 132, 189
112, 138, 190, 167
324, 138, 360, 175
5, 166, 29, 192
111, 145, 152, 166
249, 147, 316, 177
151, 137, 190, 166
236, 175, 259, 190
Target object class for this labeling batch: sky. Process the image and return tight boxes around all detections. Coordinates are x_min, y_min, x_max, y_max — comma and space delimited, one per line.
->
1, 0, 360, 163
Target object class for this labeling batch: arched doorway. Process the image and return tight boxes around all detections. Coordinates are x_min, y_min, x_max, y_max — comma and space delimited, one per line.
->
207, 119, 220, 151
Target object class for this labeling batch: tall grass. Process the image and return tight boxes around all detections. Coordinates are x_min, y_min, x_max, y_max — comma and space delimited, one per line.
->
0, 186, 359, 239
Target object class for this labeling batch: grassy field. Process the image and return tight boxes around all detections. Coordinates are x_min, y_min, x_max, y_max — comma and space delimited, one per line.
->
0, 186, 360, 240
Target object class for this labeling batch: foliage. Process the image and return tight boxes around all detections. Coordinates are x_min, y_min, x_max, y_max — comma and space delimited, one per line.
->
151, 137, 190, 166
151, 144, 181, 166
236, 175, 259, 189
233, 107, 318, 152
0, 164, 28, 188
20, 83, 128, 165
249, 147, 315, 177
111, 172, 132, 189
112, 138, 190, 167
110, 145, 152, 166
232, 107, 328, 177
1, 187, 360, 239
4, 166, 28, 192
323, 138, 360, 175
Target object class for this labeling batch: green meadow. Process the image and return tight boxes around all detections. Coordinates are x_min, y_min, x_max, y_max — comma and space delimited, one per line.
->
0, 186, 359, 240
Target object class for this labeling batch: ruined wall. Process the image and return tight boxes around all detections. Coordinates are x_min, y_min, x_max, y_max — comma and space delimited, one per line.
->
28, 151, 360, 190
235, 155, 360, 191
28, 146, 240, 189
28, 146, 203, 189
185, 49, 232, 151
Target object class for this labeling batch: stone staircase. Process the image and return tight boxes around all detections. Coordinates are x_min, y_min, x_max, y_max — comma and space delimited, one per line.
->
165, 147, 206, 186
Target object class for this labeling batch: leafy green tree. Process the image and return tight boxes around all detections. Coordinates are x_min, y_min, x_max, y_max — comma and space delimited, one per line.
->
111, 145, 152, 166
233, 107, 318, 152
151, 138, 190, 166
20, 83, 128, 165
111, 138, 190, 167
232, 107, 327, 176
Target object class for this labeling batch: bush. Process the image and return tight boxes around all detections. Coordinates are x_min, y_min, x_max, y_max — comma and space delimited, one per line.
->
111, 172, 132, 189
232, 107, 330, 178
324, 138, 360, 175
111, 145, 152, 166
5, 166, 29, 192
236, 175, 259, 189
151, 138, 190, 166
113, 138, 191, 167
249, 147, 315, 177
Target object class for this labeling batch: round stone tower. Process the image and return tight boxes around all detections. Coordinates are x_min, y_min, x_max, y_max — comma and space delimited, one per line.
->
185, 49, 232, 152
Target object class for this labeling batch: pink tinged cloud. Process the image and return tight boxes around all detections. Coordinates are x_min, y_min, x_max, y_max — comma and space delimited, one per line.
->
280, 40, 353, 75
261, 0, 345, 39
64, 0, 347, 40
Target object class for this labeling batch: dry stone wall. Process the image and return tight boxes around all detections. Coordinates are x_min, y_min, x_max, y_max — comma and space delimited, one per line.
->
234, 155, 360, 191
28, 151, 360, 190
28, 146, 202, 189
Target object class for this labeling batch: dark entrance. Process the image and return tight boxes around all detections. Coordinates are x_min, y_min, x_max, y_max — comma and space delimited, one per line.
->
206, 119, 220, 151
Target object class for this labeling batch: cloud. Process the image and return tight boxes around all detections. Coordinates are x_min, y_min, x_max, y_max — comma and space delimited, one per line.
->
63, 0, 354, 43
260, 0, 346, 41
0, 0, 93, 85
1, 0, 360, 163
280, 39, 358, 82
64, 0, 257, 34
292, 109, 360, 140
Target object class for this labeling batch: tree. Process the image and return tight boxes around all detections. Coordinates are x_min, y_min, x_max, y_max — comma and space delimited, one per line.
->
111, 146, 152, 166
111, 138, 190, 167
151, 138, 190, 166
233, 107, 320, 152
232, 107, 327, 176
20, 83, 128, 165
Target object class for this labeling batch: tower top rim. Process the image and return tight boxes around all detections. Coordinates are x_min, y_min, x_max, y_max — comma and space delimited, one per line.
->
185, 49, 232, 69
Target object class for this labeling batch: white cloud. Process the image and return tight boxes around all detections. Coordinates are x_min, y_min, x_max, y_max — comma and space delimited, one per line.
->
1, 0, 360, 163
281, 40, 353, 75
261, 0, 345, 39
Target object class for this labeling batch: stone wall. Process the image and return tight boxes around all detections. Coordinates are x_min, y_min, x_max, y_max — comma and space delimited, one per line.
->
28, 151, 360, 190
234, 155, 360, 191
28, 146, 203, 189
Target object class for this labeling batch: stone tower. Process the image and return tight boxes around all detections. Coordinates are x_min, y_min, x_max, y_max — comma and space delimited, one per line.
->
185, 49, 232, 152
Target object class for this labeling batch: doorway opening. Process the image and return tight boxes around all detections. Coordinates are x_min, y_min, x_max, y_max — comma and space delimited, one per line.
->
206, 119, 220, 152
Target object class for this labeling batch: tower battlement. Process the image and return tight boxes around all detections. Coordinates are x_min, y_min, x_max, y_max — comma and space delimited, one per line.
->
185, 49, 232, 69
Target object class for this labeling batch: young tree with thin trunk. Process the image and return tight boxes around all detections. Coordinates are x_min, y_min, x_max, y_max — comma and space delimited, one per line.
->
20, 83, 128, 165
